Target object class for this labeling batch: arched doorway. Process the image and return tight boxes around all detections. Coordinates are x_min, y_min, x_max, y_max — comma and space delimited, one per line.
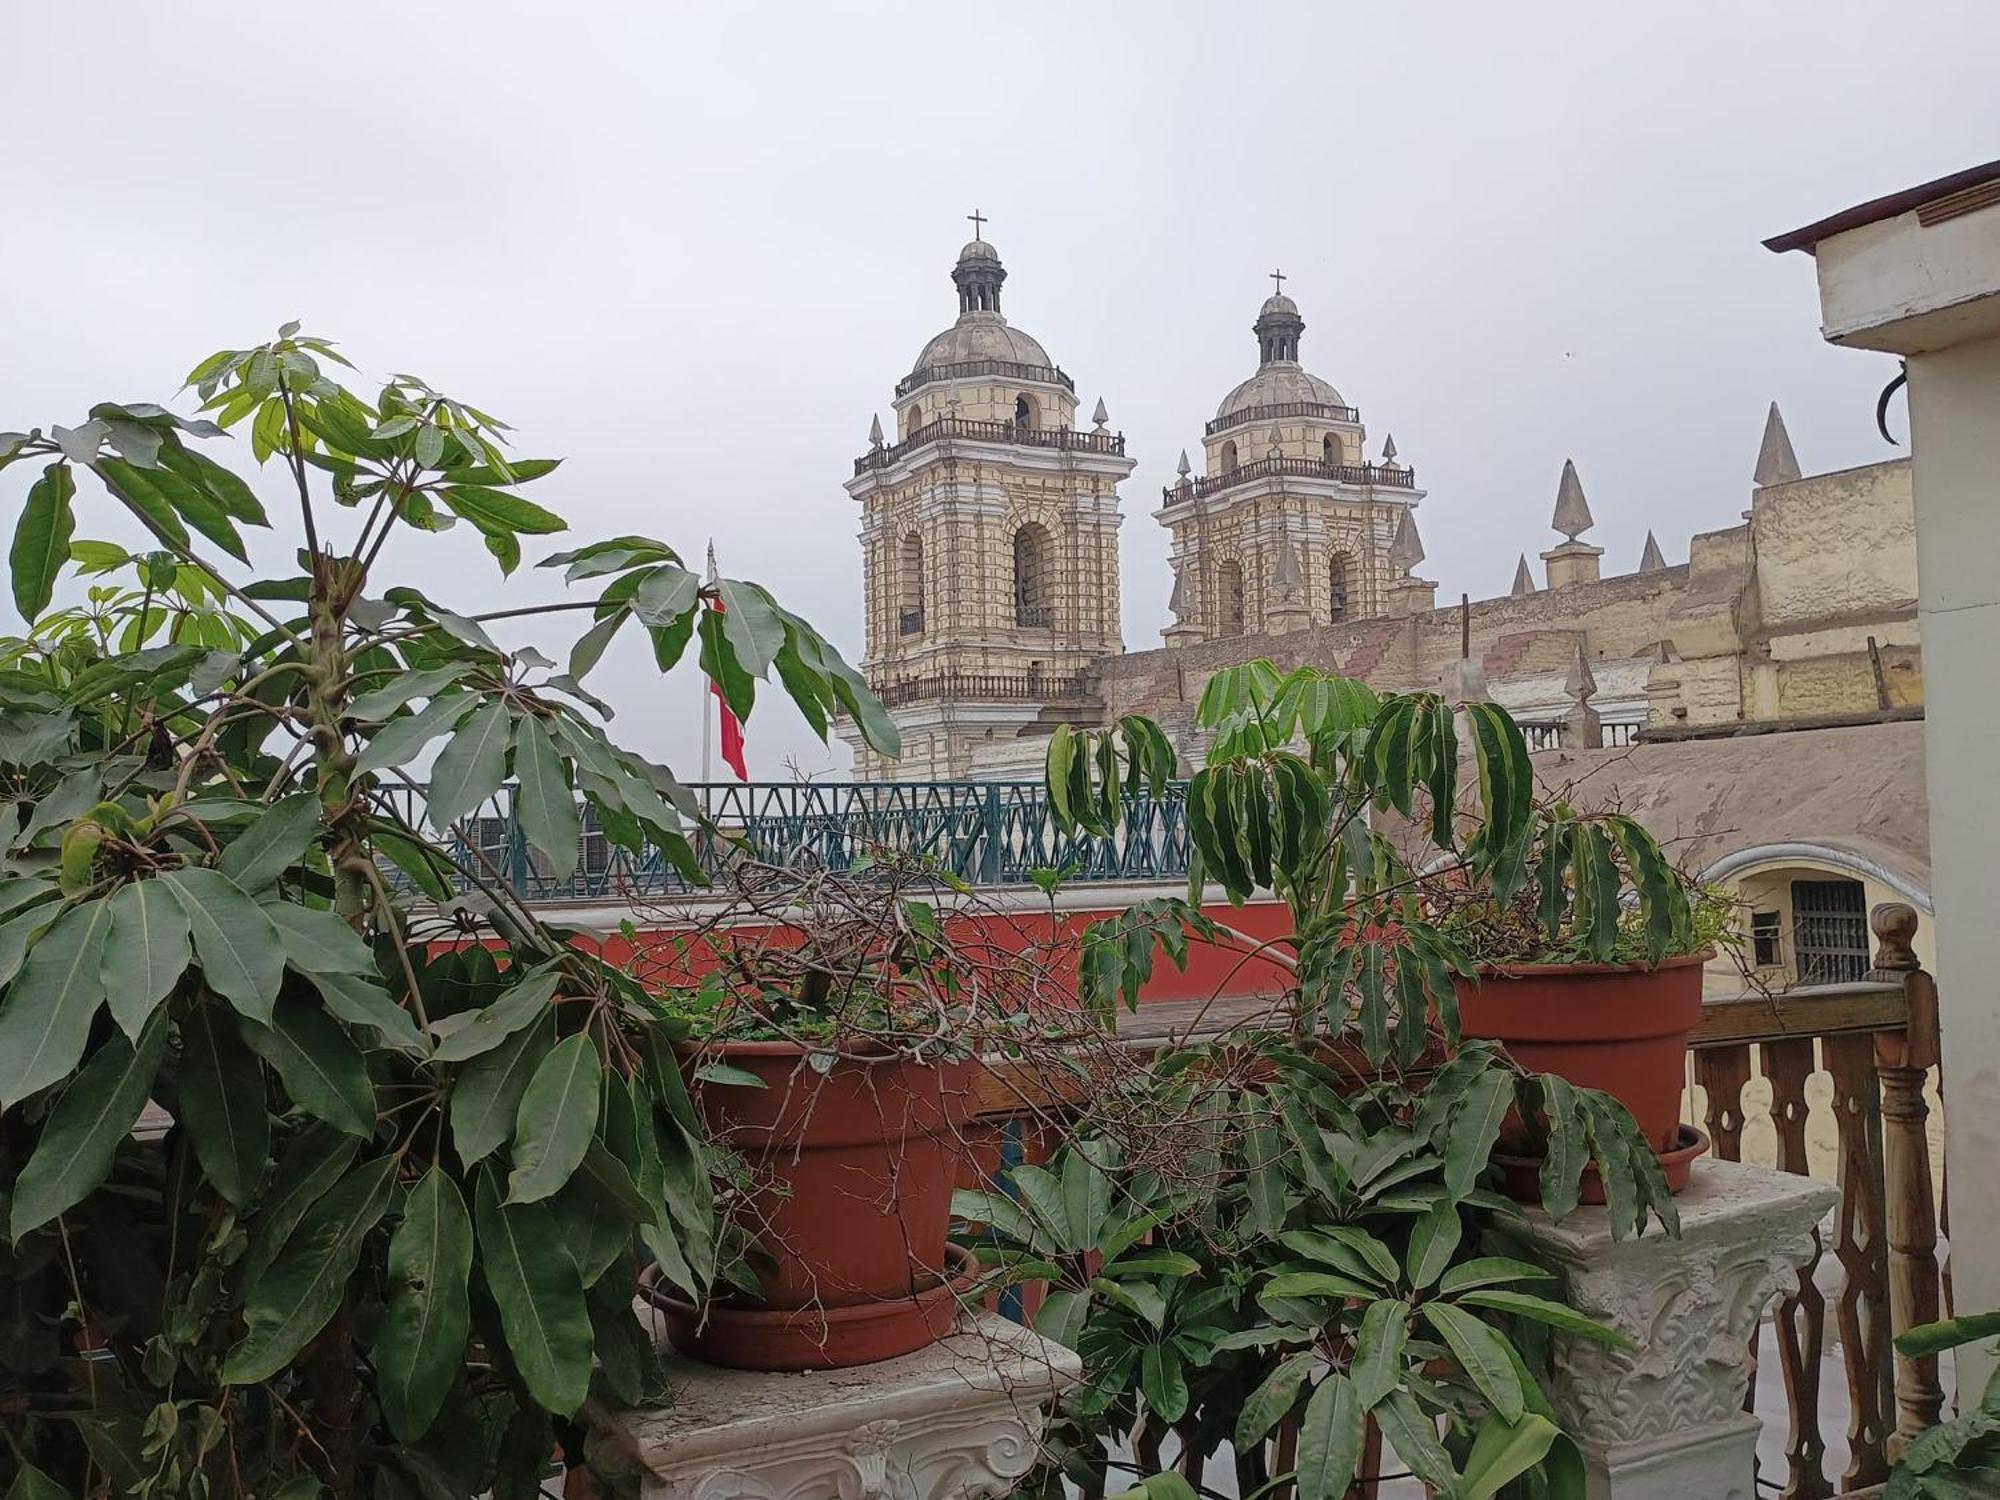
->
1221, 440, 1239, 474
1013, 523, 1053, 627
1217, 559, 1245, 634
1322, 433, 1344, 467
1328, 551, 1352, 622
1014, 393, 1039, 432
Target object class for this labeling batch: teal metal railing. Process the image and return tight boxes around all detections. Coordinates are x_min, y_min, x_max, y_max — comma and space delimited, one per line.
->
377, 781, 1191, 902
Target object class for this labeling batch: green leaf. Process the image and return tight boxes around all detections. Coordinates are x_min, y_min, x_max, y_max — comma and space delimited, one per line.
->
1235, 1350, 1314, 1452
568, 610, 626, 681
11, 463, 75, 620
0, 896, 113, 1107
474, 1167, 593, 1416
1139, 1343, 1188, 1423
1460, 1412, 1561, 1500
1374, 1388, 1457, 1492
352, 691, 478, 775
377, 1168, 474, 1441
243, 990, 377, 1137
451, 1013, 556, 1163
1403, 1199, 1463, 1291
347, 665, 470, 722
1263, 1271, 1377, 1300
505, 1032, 601, 1204
1061, 1136, 1116, 1252
1457, 1289, 1635, 1347
1350, 1298, 1411, 1409
1438, 1257, 1555, 1297
1897, 1308, 2000, 1359
10, 1012, 168, 1237
161, 868, 285, 1025
267, 903, 377, 975
512, 715, 580, 882
5, 1464, 72, 1500
430, 964, 560, 1064
223, 1155, 396, 1384
427, 700, 511, 828
101, 878, 190, 1038
1445, 1066, 1512, 1198
1421, 1301, 1526, 1421
1537, 1074, 1589, 1221
100, 456, 245, 560
306, 969, 427, 1054
176, 1004, 269, 1206
217, 794, 320, 891
715, 578, 786, 675
1295, 1372, 1366, 1500
240, 1127, 359, 1286
438, 484, 566, 536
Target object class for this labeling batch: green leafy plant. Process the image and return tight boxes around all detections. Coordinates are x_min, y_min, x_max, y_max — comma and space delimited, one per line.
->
1886, 1310, 2000, 1497
0, 326, 893, 1498
1045, 661, 1676, 1234
963, 1046, 1634, 1499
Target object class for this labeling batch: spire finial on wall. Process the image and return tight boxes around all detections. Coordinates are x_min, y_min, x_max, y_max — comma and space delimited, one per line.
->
1091, 397, 1109, 431
1388, 507, 1425, 573
1638, 530, 1667, 573
1511, 553, 1536, 597
1551, 458, 1595, 540
868, 413, 884, 448
1753, 401, 1803, 487
1565, 643, 1598, 703
1382, 433, 1399, 465
1176, 448, 1191, 478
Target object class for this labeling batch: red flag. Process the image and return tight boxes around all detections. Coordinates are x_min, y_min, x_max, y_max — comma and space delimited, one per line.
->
710, 659, 747, 781
705, 540, 748, 780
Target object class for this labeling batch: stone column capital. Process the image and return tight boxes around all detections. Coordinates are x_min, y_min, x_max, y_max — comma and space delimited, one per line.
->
584, 1315, 1080, 1500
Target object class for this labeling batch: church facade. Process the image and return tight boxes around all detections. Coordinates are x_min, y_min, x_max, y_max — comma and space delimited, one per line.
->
837, 229, 1932, 995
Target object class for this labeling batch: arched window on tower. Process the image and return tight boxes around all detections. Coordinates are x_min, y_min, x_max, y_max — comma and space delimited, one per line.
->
1328, 551, 1352, 623
1014, 393, 1038, 432
899, 534, 925, 635
1014, 523, 1053, 628
1218, 559, 1245, 635
1221, 440, 1239, 474
1323, 433, 1344, 468
908, 402, 922, 436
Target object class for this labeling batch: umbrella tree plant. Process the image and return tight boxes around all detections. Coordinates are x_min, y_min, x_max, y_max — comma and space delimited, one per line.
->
0, 326, 895, 1498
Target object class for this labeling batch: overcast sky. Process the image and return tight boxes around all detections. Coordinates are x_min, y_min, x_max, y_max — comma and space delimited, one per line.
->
5, 3, 1992, 780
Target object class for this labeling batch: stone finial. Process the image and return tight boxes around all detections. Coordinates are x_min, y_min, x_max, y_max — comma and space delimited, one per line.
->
1388, 508, 1425, 572
1511, 554, 1537, 597
1869, 901, 1921, 972
1565, 644, 1598, 702
1754, 401, 1802, 487
1638, 530, 1667, 573
1091, 397, 1109, 431
1382, 433, 1399, 464
1273, 534, 1302, 599
1552, 459, 1594, 540
868, 413, 884, 448
1176, 448, 1191, 478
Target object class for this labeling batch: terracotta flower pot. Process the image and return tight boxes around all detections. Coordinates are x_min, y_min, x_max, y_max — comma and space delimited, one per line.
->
675, 1040, 975, 1367
1454, 950, 1710, 1154
1494, 1125, 1710, 1203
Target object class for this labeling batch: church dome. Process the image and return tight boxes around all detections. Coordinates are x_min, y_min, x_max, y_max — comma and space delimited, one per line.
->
1216, 364, 1345, 420
1215, 283, 1345, 418
908, 227, 1056, 378
913, 314, 1052, 374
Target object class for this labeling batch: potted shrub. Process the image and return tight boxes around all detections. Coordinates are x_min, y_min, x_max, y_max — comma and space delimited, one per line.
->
1432, 804, 1734, 1192
0, 326, 894, 1496
641, 857, 1060, 1371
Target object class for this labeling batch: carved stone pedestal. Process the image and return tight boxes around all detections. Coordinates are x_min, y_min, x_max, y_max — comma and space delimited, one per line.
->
1511, 1158, 1838, 1500
581, 1314, 1080, 1500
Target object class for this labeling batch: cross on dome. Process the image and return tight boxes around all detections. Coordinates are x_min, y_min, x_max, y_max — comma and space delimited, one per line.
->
1269, 268, 1287, 295
967, 209, 988, 239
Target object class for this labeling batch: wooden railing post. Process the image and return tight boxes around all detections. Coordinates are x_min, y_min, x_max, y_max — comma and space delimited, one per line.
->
1867, 902, 1947, 1460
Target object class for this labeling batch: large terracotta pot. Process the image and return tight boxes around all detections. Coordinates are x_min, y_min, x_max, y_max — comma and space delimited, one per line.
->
673, 1040, 976, 1368
1454, 950, 1709, 1154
